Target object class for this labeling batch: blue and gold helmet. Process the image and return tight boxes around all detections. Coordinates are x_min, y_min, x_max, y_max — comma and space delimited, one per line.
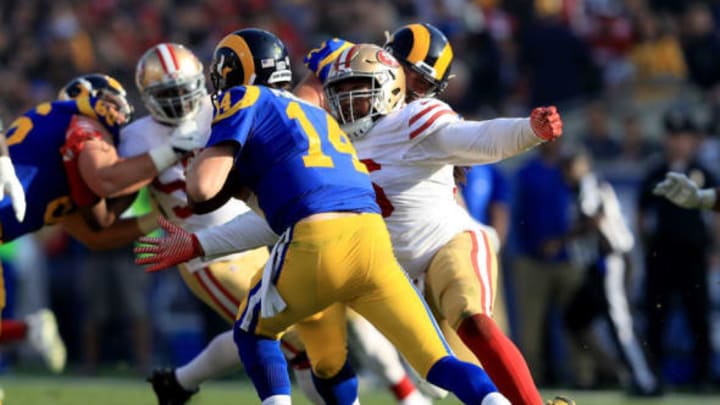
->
210, 28, 292, 92
58, 73, 134, 124
384, 23, 453, 98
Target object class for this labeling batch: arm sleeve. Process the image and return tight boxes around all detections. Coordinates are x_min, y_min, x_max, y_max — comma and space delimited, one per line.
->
194, 209, 279, 258
61, 117, 103, 207
415, 118, 542, 165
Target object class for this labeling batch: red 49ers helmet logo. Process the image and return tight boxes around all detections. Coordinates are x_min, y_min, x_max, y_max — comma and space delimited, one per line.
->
376, 50, 399, 68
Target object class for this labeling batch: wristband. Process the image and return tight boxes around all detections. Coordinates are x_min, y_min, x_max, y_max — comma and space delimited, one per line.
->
148, 144, 179, 173
137, 212, 159, 235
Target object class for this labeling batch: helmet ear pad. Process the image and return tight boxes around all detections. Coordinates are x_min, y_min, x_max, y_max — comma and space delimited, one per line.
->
210, 47, 244, 93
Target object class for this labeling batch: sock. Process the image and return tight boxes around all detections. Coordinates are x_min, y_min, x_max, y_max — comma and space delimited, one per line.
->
390, 374, 416, 400
262, 395, 292, 405
311, 359, 359, 405
426, 356, 498, 404
176, 329, 241, 390
293, 364, 325, 405
234, 325, 291, 400
0, 320, 28, 343
457, 314, 542, 405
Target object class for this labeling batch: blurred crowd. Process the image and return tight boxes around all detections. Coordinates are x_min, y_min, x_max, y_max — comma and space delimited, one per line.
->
2, 0, 720, 394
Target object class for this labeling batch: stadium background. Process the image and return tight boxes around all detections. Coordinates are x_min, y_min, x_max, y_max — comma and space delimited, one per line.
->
2, 0, 720, 403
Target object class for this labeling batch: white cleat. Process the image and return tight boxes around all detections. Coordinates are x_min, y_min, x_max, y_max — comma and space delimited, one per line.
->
400, 390, 433, 405
481, 392, 511, 405
26, 309, 67, 373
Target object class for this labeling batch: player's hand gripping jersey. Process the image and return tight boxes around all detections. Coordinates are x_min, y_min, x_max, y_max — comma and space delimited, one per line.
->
207, 85, 379, 233
352, 98, 543, 278
0, 97, 122, 242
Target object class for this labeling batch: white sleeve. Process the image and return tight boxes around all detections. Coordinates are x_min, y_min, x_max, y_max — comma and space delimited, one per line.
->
195, 210, 279, 258
411, 118, 542, 165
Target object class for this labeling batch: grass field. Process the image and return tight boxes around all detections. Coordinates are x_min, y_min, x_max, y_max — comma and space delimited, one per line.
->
0, 376, 718, 405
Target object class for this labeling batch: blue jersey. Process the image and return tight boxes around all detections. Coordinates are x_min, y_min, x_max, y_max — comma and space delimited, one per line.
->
0, 97, 121, 242
207, 85, 379, 233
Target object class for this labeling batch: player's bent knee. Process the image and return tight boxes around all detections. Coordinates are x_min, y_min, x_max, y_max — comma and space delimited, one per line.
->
310, 349, 348, 379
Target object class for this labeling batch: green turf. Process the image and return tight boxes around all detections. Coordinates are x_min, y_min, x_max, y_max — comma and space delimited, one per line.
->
1, 376, 718, 404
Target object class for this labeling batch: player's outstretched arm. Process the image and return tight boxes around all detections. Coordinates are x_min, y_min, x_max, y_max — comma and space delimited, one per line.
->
134, 208, 278, 272
423, 105, 563, 165
653, 171, 718, 210
0, 120, 26, 222
60, 209, 158, 251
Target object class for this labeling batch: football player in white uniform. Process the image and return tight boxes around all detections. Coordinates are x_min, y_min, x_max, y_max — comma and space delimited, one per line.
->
131, 39, 435, 405
322, 43, 561, 405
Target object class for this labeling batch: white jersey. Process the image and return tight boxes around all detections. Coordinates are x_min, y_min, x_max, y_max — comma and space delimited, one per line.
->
353, 98, 540, 278
119, 96, 253, 271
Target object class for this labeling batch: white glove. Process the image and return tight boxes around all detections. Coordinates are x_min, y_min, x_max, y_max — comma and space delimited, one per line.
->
652, 171, 716, 209
148, 121, 209, 173
0, 156, 26, 222
169, 120, 209, 153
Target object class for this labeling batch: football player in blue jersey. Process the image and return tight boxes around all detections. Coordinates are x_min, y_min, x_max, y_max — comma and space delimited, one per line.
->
0, 73, 205, 249
182, 28, 510, 405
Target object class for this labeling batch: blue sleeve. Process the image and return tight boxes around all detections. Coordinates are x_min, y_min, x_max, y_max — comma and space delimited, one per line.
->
207, 86, 260, 148
303, 38, 354, 83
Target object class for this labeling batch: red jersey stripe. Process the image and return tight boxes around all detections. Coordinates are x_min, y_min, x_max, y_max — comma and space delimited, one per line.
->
409, 103, 442, 126
409, 109, 456, 139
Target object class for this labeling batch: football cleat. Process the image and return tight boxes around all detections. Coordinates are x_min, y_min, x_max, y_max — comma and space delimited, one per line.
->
147, 367, 198, 405
26, 309, 66, 373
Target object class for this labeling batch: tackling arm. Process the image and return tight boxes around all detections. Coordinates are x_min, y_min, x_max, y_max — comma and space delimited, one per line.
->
423, 118, 541, 165
60, 209, 158, 251
186, 142, 238, 214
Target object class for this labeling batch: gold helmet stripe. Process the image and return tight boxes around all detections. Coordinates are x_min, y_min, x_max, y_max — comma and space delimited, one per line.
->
433, 42, 453, 80
106, 75, 126, 95
406, 24, 431, 64
216, 33, 255, 85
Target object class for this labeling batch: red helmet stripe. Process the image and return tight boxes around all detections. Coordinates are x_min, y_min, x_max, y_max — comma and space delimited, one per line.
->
156, 43, 179, 74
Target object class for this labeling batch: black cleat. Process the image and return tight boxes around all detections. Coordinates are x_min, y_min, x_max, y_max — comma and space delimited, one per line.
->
147, 367, 199, 405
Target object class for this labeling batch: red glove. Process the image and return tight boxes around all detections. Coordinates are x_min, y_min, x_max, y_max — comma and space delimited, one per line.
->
134, 217, 204, 272
530, 106, 563, 141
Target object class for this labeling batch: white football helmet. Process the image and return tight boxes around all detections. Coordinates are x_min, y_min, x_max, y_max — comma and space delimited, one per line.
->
324, 43, 406, 140
135, 43, 207, 125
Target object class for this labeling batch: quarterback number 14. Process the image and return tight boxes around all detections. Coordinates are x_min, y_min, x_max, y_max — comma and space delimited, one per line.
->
286, 102, 367, 174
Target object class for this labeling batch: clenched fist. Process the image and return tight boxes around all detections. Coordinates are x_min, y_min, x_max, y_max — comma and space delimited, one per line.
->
530, 106, 563, 141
